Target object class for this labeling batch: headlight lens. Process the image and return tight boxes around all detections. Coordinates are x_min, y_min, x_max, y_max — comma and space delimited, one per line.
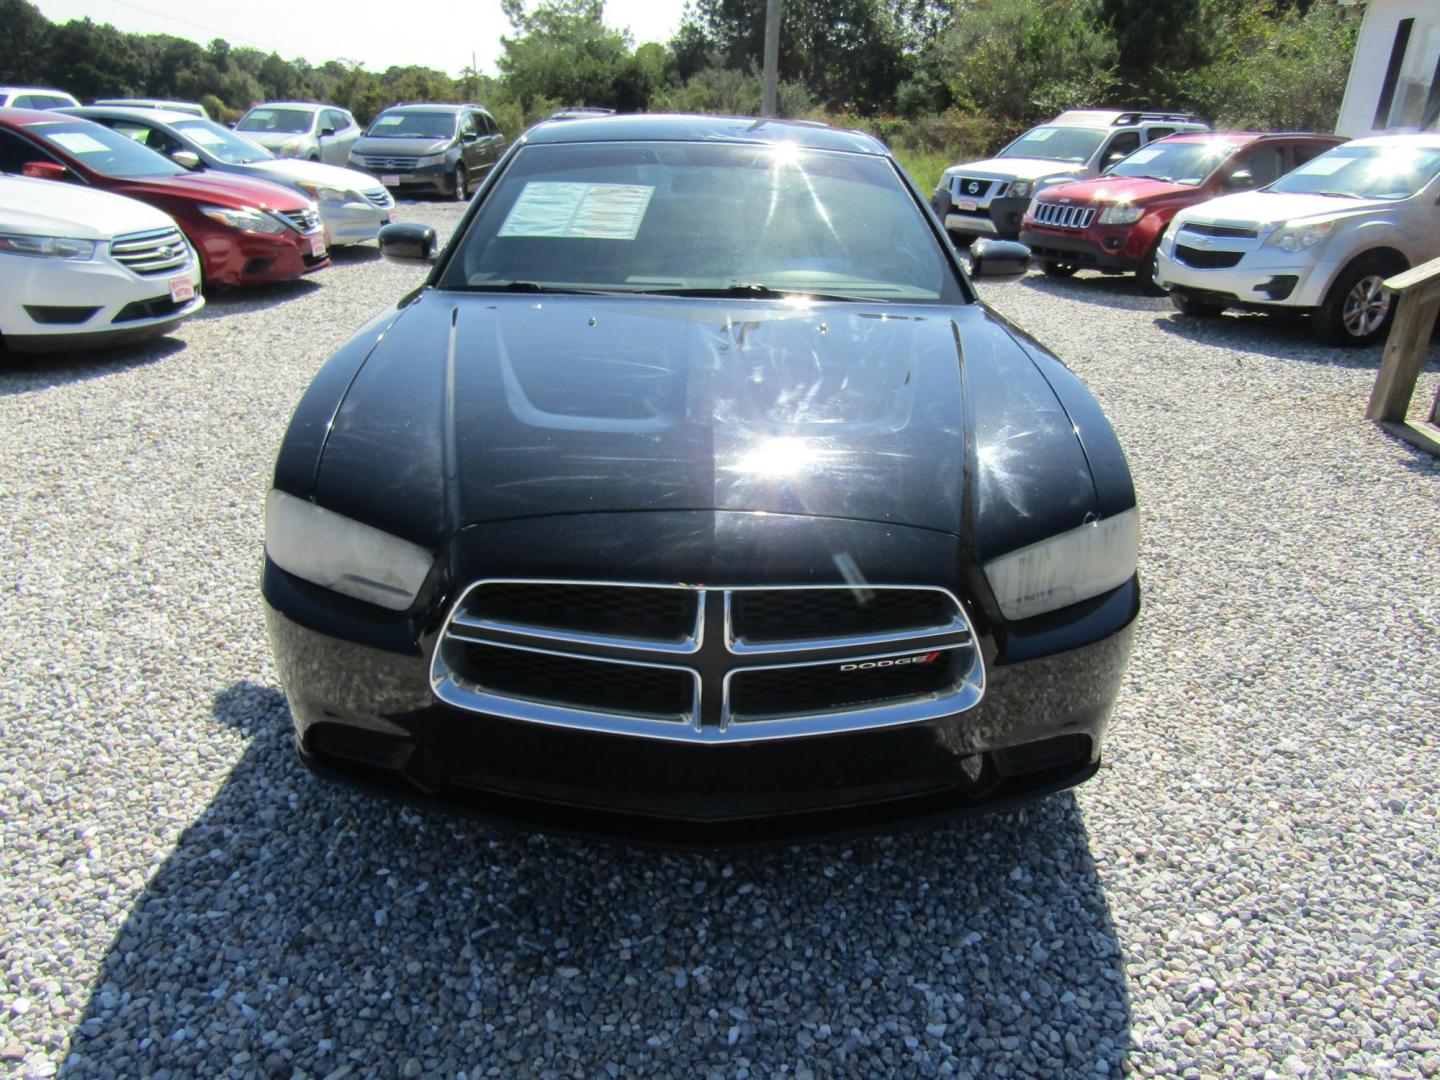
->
1266, 220, 1334, 252
1098, 204, 1144, 225
265, 490, 434, 610
417, 153, 448, 167
0, 234, 97, 259
200, 204, 288, 235
297, 181, 349, 203
983, 508, 1139, 621
1009, 180, 1032, 199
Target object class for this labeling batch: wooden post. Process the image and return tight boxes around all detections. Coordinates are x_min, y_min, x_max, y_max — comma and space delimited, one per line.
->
762, 0, 781, 118
1365, 255, 1440, 456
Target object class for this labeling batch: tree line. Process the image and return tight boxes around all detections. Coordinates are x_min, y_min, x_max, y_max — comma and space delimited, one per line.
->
1, 0, 1358, 147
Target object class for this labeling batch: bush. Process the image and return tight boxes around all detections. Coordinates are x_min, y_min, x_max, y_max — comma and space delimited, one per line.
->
650, 66, 815, 118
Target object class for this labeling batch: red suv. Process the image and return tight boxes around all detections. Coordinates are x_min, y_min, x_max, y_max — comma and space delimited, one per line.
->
0, 108, 330, 286
1019, 132, 1344, 289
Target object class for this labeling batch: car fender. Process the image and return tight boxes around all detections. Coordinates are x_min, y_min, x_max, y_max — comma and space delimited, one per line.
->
1311, 215, 1417, 298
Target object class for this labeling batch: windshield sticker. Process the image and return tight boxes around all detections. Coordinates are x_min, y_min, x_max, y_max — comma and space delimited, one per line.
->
374, 115, 403, 126
47, 131, 110, 154
247, 109, 273, 121
1124, 147, 1162, 164
1025, 129, 1055, 142
498, 182, 655, 240
184, 127, 228, 146
1294, 156, 1347, 176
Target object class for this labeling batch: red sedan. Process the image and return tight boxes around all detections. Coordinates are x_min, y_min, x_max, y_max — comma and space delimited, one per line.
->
1019, 131, 1344, 289
0, 108, 330, 286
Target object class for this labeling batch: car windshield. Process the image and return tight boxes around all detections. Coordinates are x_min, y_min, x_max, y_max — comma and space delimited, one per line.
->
237, 108, 314, 135
1106, 139, 1242, 185
1268, 144, 1440, 200
998, 126, 1109, 164
365, 111, 457, 139
440, 141, 961, 303
174, 118, 273, 164
30, 119, 183, 178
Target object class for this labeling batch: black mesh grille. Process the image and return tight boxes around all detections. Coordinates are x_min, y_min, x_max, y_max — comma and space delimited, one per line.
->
1175, 245, 1243, 270
729, 648, 965, 721
730, 589, 956, 646
1181, 222, 1257, 239
463, 584, 696, 643
111, 296, 188, 324
454, 642, 693, 719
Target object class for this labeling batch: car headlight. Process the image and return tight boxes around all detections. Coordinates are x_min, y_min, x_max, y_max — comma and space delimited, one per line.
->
1098, 204, 1144, 225
0, 234, 97, 259
417, 153, 448, 167
265, 490, 434, 610
281, 139, 307, 156
1266, 220, 1334, 252
1008, 180, 1032, 199
297, 181, 350, 203
983, 508, 1139, 621
200, 204, 289, 235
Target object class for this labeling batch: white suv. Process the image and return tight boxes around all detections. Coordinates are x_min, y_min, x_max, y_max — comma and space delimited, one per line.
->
1156, 134, 1440, 345
932, 110, 1208, 242
0, 175, 203, 353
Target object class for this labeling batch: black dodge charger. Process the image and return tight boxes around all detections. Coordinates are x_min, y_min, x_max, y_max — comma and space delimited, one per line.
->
263, 114, 1140, 843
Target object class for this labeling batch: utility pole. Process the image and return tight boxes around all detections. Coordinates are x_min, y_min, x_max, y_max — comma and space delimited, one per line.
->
762, 0, 781, 117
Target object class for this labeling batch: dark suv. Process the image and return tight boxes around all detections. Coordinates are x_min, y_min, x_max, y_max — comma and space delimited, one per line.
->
348, 103, 505, 200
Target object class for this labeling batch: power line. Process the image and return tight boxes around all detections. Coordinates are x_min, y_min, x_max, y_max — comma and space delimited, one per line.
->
97, 0, 293, 56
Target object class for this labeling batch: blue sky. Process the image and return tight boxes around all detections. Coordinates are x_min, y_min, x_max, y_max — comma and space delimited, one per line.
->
33, 0, 689, 77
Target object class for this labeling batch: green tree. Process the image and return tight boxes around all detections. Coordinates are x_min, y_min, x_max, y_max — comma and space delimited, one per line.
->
1098, 0, 1221, 103
0, 0, 53, 84
499, 0, 634, 109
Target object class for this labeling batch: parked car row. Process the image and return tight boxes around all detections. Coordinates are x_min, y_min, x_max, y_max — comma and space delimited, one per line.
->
933, 112, 1440, 345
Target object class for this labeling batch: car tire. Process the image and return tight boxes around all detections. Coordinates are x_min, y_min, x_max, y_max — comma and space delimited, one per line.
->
453, 166, 469, 202
1169, 290, 1225, 317
1039, 262, 1079, 279
1137, 247, 1165, 296
1311, 254, 1403, 347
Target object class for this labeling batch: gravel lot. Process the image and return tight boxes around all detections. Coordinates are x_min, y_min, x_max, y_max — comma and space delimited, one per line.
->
1, 200, 1437, 1078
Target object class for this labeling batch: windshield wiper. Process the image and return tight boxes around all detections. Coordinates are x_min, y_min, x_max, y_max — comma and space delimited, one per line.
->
1306, 190, 1361, 198
630, 283, 885, 303
459, 281, 622, 296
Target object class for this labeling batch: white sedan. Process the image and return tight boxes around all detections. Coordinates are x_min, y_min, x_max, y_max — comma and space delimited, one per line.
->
0, 175, 203, 353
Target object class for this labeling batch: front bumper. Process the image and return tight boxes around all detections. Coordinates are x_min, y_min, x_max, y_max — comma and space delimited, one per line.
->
197, 229, 330, 286
0, 251, 204, 352
1155, 231, 1340, 309
355, 161, 456, 196
263, 567, 1138, 845
1020, 227, 1142, 272
318, 198, 393, 245
933, 189, 1031, 240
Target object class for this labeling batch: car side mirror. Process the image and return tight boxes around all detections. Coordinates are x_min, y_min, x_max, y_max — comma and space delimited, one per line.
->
21, 161, 68, 181
172, 150, 201, 170
379, 223, 438, 264
319, 126, 336, 138
1223, 170, 1254, 191
461, 131, 479, 143
970, 238, 1031, 280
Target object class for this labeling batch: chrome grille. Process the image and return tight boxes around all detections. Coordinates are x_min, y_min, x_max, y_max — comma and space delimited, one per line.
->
1030, 202, 1096, 229
951, 176, 1003, 199
110, 227, 189, 276
277, 208, 320, 233
361, 187, 393, 208
432, 581, 984, 743
356, 154, 418, 170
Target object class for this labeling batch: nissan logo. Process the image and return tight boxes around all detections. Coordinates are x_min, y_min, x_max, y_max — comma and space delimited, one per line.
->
966, 181, 980, 194
839, 651, 942, 672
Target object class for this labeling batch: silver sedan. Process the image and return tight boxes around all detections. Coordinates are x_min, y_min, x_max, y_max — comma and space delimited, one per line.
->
233, 102, 360, 165
64, 107, 394, 246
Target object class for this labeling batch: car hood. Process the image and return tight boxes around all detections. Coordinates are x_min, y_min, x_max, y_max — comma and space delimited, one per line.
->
1039, 174, 1193, 205
108, 170, 312, 212
244, 158, 384, 192
351, 136, 454, 157
0, 174, 176, 238
952, 157, 1086, 182
312, 293, 1099, 546
1179, 189, 1389, 228
241, 130, 310, 149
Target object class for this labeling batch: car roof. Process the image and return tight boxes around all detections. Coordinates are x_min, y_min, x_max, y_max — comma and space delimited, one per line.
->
246, 101, 333, 112
1347, 132, 1440, 149
381, 103, 483, 112
523, 113, 887, 155
0, 106, 83, 126
66, 105, 199, 125
1050, 109, 1204, 129
0, 86, 76, 96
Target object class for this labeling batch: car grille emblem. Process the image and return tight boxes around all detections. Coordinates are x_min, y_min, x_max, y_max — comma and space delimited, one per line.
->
966, 181, 980, 194
838, 651, 942, 672
1192, 236, 1213, 249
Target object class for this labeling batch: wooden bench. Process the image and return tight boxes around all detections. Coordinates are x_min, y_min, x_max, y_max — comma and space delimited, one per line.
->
1366, 255, 1440, 456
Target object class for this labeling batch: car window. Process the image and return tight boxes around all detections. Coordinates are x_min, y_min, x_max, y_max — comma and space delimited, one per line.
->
27, 119, 185, 178
1107, 139, 1242, 185
1270, 143, 1440, 199
442, 141, 964, 304
1145, 127, 1175, 142
14, 95, 39, 108
365, 110, 458, 139
174, 118, 272, 163
238, 108, 314, 135
322, 109, 347, 132
1101, 132, 1141, 169
1289, 141, 1330, 168
0, 129, 58, 172
460, 113, 477, 137
998, 126, 1107, 164
1236, 145, 1285, 188
106, 119, 183, 157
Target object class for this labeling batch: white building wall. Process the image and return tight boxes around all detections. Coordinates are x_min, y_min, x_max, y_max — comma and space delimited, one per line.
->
1336, 0, 1440, 137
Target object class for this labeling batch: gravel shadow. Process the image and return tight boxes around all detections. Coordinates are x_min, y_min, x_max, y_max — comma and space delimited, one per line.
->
328, 245, 382, 266
194, 279, 325, 321
61, 682, 1131, 1077
0, 335, 184, 396
1152, 308, 1440, 369
1014, 270, 1172, 314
